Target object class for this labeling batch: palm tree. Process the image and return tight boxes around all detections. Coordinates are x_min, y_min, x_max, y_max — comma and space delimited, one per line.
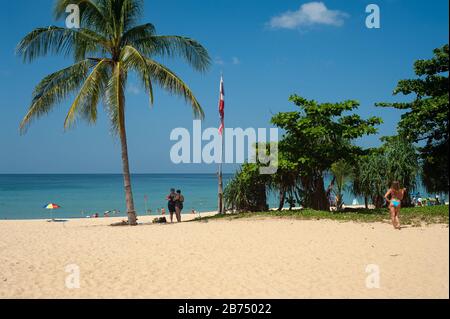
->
224, 163, 270, 213
16, 0, 211, 225
383, 136, 420, 206
353, 152, 388, 209
330, 159, 353, 211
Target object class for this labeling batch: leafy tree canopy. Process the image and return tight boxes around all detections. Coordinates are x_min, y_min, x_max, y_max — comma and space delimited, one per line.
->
353, 136, 420, 208
270, 95, 382, 210
271, 95, 382, 173
377, 44, 449, 192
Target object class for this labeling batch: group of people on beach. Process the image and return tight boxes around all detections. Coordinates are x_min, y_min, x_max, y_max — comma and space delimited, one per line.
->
161, 181, 407, 229
165, 188, 185, 223
87, 181, 411, 230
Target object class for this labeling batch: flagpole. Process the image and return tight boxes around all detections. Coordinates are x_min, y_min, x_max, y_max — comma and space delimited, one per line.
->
218, 74, 225, 214
218, 146, 223, 214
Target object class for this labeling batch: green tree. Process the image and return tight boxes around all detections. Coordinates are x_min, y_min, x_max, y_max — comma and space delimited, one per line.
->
330, 159, 353, 211
382, 136, 420, 206
268, 155, 300, 211
352, 137, 419, 208
224, 163, 269, 212
352, 151, 387, 209
271, 95, 382, 211
16, 0, 210, 225
377, 44, 449, 193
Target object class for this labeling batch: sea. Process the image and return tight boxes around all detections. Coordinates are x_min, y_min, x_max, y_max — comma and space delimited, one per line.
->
0, 174, 446, 220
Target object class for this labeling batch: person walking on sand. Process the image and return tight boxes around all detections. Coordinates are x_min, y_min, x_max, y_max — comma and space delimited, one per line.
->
167, 188, 177, 223
384, 181, 406, 230
174, 190, 185, 223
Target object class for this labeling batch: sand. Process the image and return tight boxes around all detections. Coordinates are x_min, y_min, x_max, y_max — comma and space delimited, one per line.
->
0, 214, 448, 299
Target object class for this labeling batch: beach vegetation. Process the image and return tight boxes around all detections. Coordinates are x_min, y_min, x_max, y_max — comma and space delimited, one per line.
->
377, 44, 449, 193
352, 150, 387, 209
353, 137, 420, 208
330, 159, 354, 211
196, 205, 449, 226
225, 95, 383, 212
224, 163, 270, 212
225, 46, 445, 213
269, 95, 382, 211
268, 153, 301, 211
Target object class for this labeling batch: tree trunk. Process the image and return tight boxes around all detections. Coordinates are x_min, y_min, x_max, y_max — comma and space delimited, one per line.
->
302, 174, 330, 211
119, 126, 137, 225
278, 190, 286, 211
336, 194, 343, 211
117, 73, 137, 226
364, 196, 369, 209
373, 195, 384, 209
402, 189, 413, 207
257, 184, 269, 212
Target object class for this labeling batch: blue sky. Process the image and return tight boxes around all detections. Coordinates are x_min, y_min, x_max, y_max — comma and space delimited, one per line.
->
0, 0, 448, 173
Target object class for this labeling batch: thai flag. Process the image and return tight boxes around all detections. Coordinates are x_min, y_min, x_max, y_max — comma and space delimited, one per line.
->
218, 76, 225, 135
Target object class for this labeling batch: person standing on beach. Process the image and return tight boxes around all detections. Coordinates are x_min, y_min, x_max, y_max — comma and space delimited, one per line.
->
167, 189, 177, 223
384, 181, 406, 230
175, 190, 185, 223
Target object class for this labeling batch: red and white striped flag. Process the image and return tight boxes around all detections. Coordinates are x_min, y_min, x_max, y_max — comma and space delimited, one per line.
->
218, 76, 225, 135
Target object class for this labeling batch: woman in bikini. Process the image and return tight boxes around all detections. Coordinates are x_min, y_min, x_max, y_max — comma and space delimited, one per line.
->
174, 190, 185, 223
384, 181, 406, 230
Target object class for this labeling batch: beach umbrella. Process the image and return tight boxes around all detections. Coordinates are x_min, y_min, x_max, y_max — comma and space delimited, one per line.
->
44, 203, 61, 221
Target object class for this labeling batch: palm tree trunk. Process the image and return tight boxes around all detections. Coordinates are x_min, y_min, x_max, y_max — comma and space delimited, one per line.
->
119, 123, 137, 225
118, 78, 137, 226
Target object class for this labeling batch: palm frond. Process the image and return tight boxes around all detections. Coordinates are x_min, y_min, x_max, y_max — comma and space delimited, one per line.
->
16, 26, 108, 62
136, 35, 211, 72
20, 0, 210, 134
64, 59, 111, 129
119, 0, 144, 33
104, 62, 126, 134
121, 23, 156, 47
20, 60, 95, 133
54, 0, 110, 36
145, 57, 205, 119
121, 45, 154, 105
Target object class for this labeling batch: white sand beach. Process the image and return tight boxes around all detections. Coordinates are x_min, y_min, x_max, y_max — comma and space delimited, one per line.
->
0, 214, 448, 299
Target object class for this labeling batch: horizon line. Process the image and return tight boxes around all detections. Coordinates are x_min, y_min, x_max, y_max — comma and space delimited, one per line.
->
0, 172, 236, 175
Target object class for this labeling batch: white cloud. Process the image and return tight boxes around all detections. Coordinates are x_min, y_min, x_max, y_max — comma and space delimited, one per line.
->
269, 2, 349, 30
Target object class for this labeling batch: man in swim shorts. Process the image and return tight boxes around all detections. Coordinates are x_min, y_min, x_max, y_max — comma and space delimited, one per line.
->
167, 188, 177, 223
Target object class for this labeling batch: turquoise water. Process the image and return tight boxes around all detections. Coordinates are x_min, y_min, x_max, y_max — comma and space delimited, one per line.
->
0, 174, 445, 220
0, 174, 234, 220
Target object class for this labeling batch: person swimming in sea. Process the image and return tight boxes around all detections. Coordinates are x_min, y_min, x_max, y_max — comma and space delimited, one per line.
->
384, 181, 406, 230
